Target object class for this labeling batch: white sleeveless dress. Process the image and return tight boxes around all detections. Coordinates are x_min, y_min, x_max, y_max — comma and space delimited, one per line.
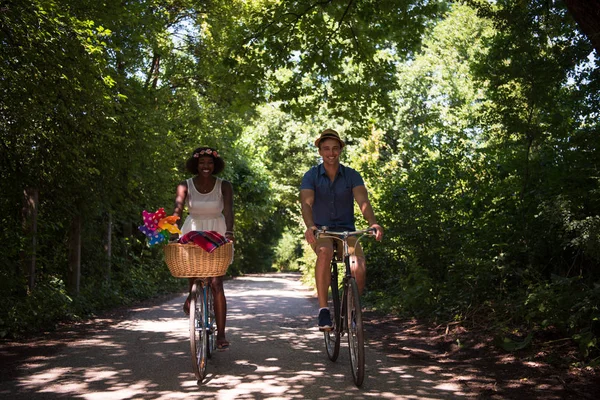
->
181, 177, 227, 236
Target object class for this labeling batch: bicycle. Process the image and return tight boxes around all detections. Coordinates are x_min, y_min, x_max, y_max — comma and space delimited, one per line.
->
316, 227, 375, 387
164, 241, 233, 383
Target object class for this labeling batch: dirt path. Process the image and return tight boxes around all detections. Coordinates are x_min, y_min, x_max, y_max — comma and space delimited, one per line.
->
363, 313, 600, 399
1, 273, 598, 399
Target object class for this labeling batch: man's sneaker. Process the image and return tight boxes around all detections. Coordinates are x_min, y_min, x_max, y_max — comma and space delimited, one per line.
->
318, 309, 333, 331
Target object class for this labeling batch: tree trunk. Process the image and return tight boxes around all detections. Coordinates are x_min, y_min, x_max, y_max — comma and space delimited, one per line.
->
106, 212, 112, 282
21, 187, 38, 291
564, 0, 600, 55
67, 215, 82, 295
145, 53, 161, 89
123, 221, 133, 264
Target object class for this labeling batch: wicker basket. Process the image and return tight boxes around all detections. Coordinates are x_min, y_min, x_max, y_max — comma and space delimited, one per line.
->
163, 242, 233, 278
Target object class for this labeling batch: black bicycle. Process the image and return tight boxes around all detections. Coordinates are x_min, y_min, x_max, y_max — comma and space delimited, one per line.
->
316, 227, 375, 387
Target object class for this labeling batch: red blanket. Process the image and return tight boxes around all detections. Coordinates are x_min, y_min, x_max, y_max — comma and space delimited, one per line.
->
178, 231, 230, 252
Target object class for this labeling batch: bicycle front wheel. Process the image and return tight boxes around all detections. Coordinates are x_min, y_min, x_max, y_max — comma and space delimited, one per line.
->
189, 280, 208, 381
206, 283, 216, 358
324, 265, 341, 361
346, 278, 365, 387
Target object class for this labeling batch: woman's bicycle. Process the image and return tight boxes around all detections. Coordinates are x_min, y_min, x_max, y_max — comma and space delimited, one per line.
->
315, 227, 375, 387
164, 241, 233, 383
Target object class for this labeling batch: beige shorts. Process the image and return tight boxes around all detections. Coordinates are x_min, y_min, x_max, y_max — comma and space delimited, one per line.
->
311, 235, 364, 259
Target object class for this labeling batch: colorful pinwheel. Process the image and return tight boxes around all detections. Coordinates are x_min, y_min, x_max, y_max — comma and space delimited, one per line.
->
158, 215, 182, 234
142, 208, 167, 231
138, 208, 180, 247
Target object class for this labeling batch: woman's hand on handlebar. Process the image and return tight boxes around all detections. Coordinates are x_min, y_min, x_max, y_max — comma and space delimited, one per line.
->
225, 232, 235, 243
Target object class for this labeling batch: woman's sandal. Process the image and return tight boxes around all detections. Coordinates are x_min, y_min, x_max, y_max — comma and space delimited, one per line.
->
217, 339, 230, 350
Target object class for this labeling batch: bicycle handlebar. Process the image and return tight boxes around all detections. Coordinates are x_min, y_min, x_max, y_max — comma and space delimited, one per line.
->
314, 227, 376, 239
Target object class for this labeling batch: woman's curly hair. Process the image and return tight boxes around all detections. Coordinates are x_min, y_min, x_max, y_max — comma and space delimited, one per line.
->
185, 147, 225, 175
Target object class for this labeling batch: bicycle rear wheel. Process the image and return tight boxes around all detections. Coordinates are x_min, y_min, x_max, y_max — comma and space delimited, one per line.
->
189, 280, 208, 381
206, 284, 216, 358
324, 264, 341, 361
346, 278, 365, 387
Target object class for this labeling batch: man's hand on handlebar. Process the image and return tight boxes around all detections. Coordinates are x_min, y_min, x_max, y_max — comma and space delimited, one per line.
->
305, 225, 317, 244
369, 224, 384, 241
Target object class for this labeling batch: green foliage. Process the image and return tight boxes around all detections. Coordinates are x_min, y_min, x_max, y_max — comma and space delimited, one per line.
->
365, 254, 436, 316
273, 229, 303, 271
237, 0, 448, 125
496, 332, 534, 352
226, 150, 281, 274
524, 276, 600, 340
0, 276, 72, 338
349, 1, 600, 363
299, 242, 318, 288
0, 0, 281, 337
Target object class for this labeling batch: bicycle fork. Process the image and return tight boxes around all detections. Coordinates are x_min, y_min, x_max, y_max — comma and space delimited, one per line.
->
202, 286, 215, 336
338, 255, 353, 337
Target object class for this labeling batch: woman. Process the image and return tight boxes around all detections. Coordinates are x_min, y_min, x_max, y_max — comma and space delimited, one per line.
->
173, 146, 234, 350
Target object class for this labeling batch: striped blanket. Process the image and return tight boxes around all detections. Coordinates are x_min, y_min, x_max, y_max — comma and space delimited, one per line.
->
178, 231, 230, 253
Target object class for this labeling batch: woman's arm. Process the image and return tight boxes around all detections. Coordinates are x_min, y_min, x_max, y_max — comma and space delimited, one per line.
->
222, 180, 235, 240
173, 180, 188, 220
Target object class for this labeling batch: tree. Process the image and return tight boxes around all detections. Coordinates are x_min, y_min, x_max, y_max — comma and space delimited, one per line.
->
236, 0, 447, 131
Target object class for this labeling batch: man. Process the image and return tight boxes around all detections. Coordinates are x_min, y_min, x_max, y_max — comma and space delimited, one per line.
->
300, 128, 384, 330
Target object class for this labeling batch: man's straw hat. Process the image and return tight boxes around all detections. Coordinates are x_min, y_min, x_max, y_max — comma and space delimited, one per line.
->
314, 129, 345, 148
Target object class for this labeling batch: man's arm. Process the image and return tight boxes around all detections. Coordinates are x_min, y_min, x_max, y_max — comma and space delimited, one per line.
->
353, 185, 384, 241
300, 189, 317, 244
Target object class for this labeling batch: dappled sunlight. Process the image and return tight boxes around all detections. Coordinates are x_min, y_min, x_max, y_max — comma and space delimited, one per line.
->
19, 366, 72, 387
115, 317, 187, 334
229, 289, 312, 298
432, 382, 464, 392
80, 381, 156, 400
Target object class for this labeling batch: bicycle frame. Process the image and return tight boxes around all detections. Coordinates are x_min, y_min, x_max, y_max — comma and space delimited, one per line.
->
197, 281, 216, 351
321, 228, 372, 329
332, 236, 355, 336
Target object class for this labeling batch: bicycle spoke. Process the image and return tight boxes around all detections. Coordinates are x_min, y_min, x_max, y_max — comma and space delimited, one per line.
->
346, 278, 365, 387
206, 284, 216, 358
324, 263, 341, 361
189, 280, 208, 382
